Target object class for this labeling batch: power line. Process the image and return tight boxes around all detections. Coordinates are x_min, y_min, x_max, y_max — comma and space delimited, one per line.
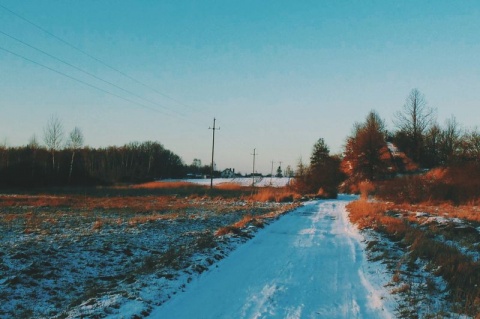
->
0, 45, 171, 115
0, 29, 185, 117
0, 3, 196, 113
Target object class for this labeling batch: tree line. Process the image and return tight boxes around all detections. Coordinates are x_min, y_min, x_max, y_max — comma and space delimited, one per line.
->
0, 116, 186, 187
293, 88, 480, 197
2, 89, 478, 191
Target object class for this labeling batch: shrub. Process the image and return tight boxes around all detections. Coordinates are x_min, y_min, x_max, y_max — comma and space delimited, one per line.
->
375, 163, 480, 205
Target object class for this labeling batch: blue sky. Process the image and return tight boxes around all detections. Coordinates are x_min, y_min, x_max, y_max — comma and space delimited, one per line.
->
1, 1, 479, 174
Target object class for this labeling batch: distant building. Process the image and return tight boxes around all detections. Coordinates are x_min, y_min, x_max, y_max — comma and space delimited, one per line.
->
221, 168, 236, 178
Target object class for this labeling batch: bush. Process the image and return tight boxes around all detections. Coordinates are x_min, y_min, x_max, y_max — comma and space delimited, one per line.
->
375, 163, 480, 205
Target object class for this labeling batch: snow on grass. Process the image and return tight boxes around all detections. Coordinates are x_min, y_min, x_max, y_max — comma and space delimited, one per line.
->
162, 177, 292, 188
0, 195, 294, 319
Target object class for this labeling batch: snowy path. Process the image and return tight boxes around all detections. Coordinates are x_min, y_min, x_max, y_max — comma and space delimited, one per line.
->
149, 195, 393, 319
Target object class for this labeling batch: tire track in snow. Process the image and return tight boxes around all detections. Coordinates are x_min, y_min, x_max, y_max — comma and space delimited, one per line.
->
148, 195, 393, 319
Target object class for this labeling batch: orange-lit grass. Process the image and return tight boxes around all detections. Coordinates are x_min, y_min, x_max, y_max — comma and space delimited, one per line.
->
215, 183, 245, 191
215, 215, 263, 237
346, 200, 391, 230
0, 195, 70, 208
214, 226, 243, 237
0, 194, 191, 211
250, 187, 297, 203
391, 202, 480, 223
232, 215, 263, 229
130, 181, 197, 189
215, 203, 298, 237
346, 199, 480, 316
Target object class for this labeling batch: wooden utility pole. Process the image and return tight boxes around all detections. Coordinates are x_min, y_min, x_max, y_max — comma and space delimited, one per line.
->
209, 118, 219, 190
251, 148, 257, 187
270, 160, 275, 185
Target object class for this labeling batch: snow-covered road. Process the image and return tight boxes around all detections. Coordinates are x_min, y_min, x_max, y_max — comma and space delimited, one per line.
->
149, 195, 393, 319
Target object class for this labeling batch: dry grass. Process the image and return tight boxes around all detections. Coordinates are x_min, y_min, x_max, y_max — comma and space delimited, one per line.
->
0, 186, 298, 319
345, 199, 390, 230
1, 185, 298, 239
214, 225, 244, 237
347, 199, 480, 316
233, 215, 264, 229
359, 181, 375, 200
214, 203, 298, 237
375, 163, 480, 205
0, 194, 69, 207
390, 202, 480, 223
0, 194, 188, 212
215, 183, 245, 191
130, 181, 196, 189
250, 187, 297, 203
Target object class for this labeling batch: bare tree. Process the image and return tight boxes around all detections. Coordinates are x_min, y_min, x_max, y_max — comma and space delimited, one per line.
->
67, 127, 84, 182
461, 128, 480, 162
43, 115, 64, 171
394, 89, 436, 164
424, 122, 442, 167
440, 116, 461, 164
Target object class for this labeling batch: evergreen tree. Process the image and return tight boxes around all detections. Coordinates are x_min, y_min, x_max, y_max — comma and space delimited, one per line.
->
342, 111, 389, 186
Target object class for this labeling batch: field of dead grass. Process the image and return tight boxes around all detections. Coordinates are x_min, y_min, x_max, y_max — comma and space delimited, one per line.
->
0, 184, 299, 318
347, 199, 480, 318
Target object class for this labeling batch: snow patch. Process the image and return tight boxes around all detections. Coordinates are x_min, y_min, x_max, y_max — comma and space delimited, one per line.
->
359, 270, 393, 319
285, 305, 303, 319
241, 283, 283, 319
164, 177, 292, 188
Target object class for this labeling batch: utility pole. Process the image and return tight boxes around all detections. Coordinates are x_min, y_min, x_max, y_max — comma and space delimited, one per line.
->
209, 118, 219, 190
270, 160, 275, 185
251, 148, 257, 187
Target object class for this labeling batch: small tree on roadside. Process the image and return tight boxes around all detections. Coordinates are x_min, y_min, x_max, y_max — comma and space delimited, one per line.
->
342, 111, 389, 191
307, 138, 342, 198
291, 139, 343, 198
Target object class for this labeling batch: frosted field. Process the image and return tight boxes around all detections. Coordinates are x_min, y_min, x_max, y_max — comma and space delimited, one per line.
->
164, 177, 293, 188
